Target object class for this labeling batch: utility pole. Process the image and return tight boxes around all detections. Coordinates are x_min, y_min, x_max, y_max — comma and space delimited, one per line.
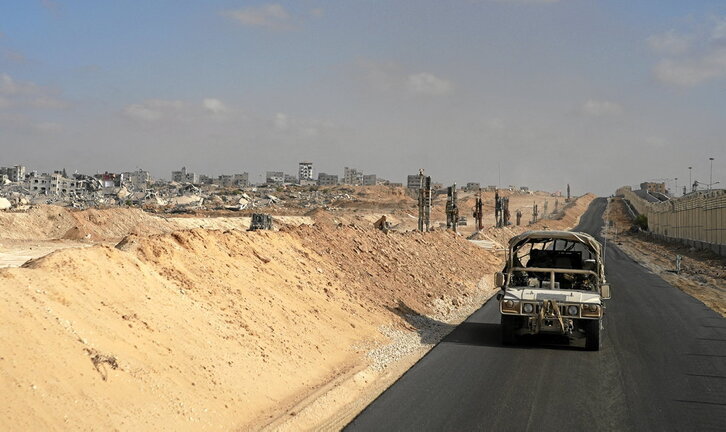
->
688, 166, 692, 193
473, 188, 483, 231
709, 157, 715, 191
446, 184, 459, 233
674, 178, 678, 196
417, 169, 432, 232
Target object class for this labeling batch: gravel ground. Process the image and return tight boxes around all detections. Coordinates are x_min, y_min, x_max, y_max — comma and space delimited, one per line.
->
366, 277, 496, 371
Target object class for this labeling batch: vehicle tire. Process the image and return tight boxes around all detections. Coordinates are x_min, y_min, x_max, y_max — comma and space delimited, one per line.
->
585, 319, 602, 351
501, 315, 519, 345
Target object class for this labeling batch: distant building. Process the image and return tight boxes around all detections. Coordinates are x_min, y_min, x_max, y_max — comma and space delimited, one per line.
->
95, 172, 118, 188
343, 167, 363, 185
233, 173, 249, 187
217, 174, 233, 187
171, 166, 199, 184
363, 174, 377, 186
123, 169, 151, 189
0, 165, 26, 183
465, 182, 480, 192
640, 182, 666, 194
26, 171, 83, 195
266, 171, 284, 185
298, 162, 313, 182
281, 174, 296, 184
317, 173, 338, 186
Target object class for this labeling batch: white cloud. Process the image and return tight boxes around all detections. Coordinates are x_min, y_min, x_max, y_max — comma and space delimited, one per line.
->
225, 4, 291, 30
580, 99, 623, 116
123, 99, 186, 122
653, 48, 726, 87
274, 112, 289, 130
406, 72, 453, 95
647, 31, 691, 55
0, 73, 40, 95
0, 73, 66, 109
649, 17, 726, 87
711, 17, 726, 41
202, 98, 227, 114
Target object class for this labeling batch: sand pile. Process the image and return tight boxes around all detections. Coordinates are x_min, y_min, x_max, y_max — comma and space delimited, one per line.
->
0, 223, 497, 431
0, 206, 178, 241
0, 205, 312, 243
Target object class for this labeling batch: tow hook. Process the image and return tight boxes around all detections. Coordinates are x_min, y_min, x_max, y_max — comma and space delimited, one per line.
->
564, 319, 574, 335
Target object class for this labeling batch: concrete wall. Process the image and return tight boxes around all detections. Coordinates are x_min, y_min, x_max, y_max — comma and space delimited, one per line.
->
617, 186, 726, 256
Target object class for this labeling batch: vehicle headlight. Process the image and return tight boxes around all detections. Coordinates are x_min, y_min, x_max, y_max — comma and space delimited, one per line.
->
582, 304, 601, 317
567, 305, 579, 316
501, 299, 520, 313
523, 303, 534, 314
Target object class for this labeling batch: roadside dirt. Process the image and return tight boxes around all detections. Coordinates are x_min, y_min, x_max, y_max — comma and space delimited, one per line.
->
604, 197, 726, 317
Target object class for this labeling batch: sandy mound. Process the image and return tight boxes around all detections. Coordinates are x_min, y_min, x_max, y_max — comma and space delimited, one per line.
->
1, 223, 498, 431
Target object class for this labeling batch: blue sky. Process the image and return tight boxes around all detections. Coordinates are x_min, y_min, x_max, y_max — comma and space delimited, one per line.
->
1, 0, 725, 194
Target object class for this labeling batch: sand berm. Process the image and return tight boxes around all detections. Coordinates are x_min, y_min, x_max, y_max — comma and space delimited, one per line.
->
0, 194, 594, 430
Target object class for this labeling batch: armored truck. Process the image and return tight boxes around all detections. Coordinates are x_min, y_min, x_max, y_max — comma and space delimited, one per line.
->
495, 230, 611, 350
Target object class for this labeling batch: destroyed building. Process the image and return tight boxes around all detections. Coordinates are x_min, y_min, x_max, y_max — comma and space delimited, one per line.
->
0, 165, 26, 183
122, 169, 152, 189
318, 173, 338, 186
26, 171, 85, 195
363, 174, 377, 186
284, 174, 298, 184
465, 182, 480, 192
343, 167, 364, 185
299, 162, 314, 182
171, 167, 199, 184
266, 171, 284, 185
216, 173, 249, 188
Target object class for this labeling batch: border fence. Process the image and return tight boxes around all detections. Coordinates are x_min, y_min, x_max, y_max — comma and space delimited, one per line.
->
616, 186, 726, 256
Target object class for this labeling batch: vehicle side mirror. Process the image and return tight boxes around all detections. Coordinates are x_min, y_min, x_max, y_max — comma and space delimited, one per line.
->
495, 272, 505, 288
601, 283, 611, 300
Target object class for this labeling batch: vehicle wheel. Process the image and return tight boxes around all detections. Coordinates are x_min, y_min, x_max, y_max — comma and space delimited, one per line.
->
501, 315, 519, 345
585, 319, 602, 351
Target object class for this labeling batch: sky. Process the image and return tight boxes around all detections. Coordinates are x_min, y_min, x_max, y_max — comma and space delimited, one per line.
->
1, 0, 725, 196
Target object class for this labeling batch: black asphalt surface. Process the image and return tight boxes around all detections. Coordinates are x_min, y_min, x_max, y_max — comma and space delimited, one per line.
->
346, 198, 726, 431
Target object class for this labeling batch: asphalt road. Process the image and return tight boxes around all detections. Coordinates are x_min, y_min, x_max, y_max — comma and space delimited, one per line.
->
346, 198, 726, 431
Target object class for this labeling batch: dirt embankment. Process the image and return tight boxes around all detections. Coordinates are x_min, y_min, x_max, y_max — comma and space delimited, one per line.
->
604, 197, 725, 317
0, 205, 312, 243
0, 222, 498, 431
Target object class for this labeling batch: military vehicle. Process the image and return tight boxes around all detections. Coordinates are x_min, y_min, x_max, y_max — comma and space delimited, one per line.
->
495, 230, 611, 350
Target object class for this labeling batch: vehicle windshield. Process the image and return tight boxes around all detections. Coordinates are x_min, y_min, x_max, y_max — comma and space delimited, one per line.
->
508, 238, 599, 291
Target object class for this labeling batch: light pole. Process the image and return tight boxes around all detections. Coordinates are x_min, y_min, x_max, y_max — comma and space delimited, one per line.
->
675, 178, 678, 196
689, 166, 693, 192
709, 157, 714, 190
